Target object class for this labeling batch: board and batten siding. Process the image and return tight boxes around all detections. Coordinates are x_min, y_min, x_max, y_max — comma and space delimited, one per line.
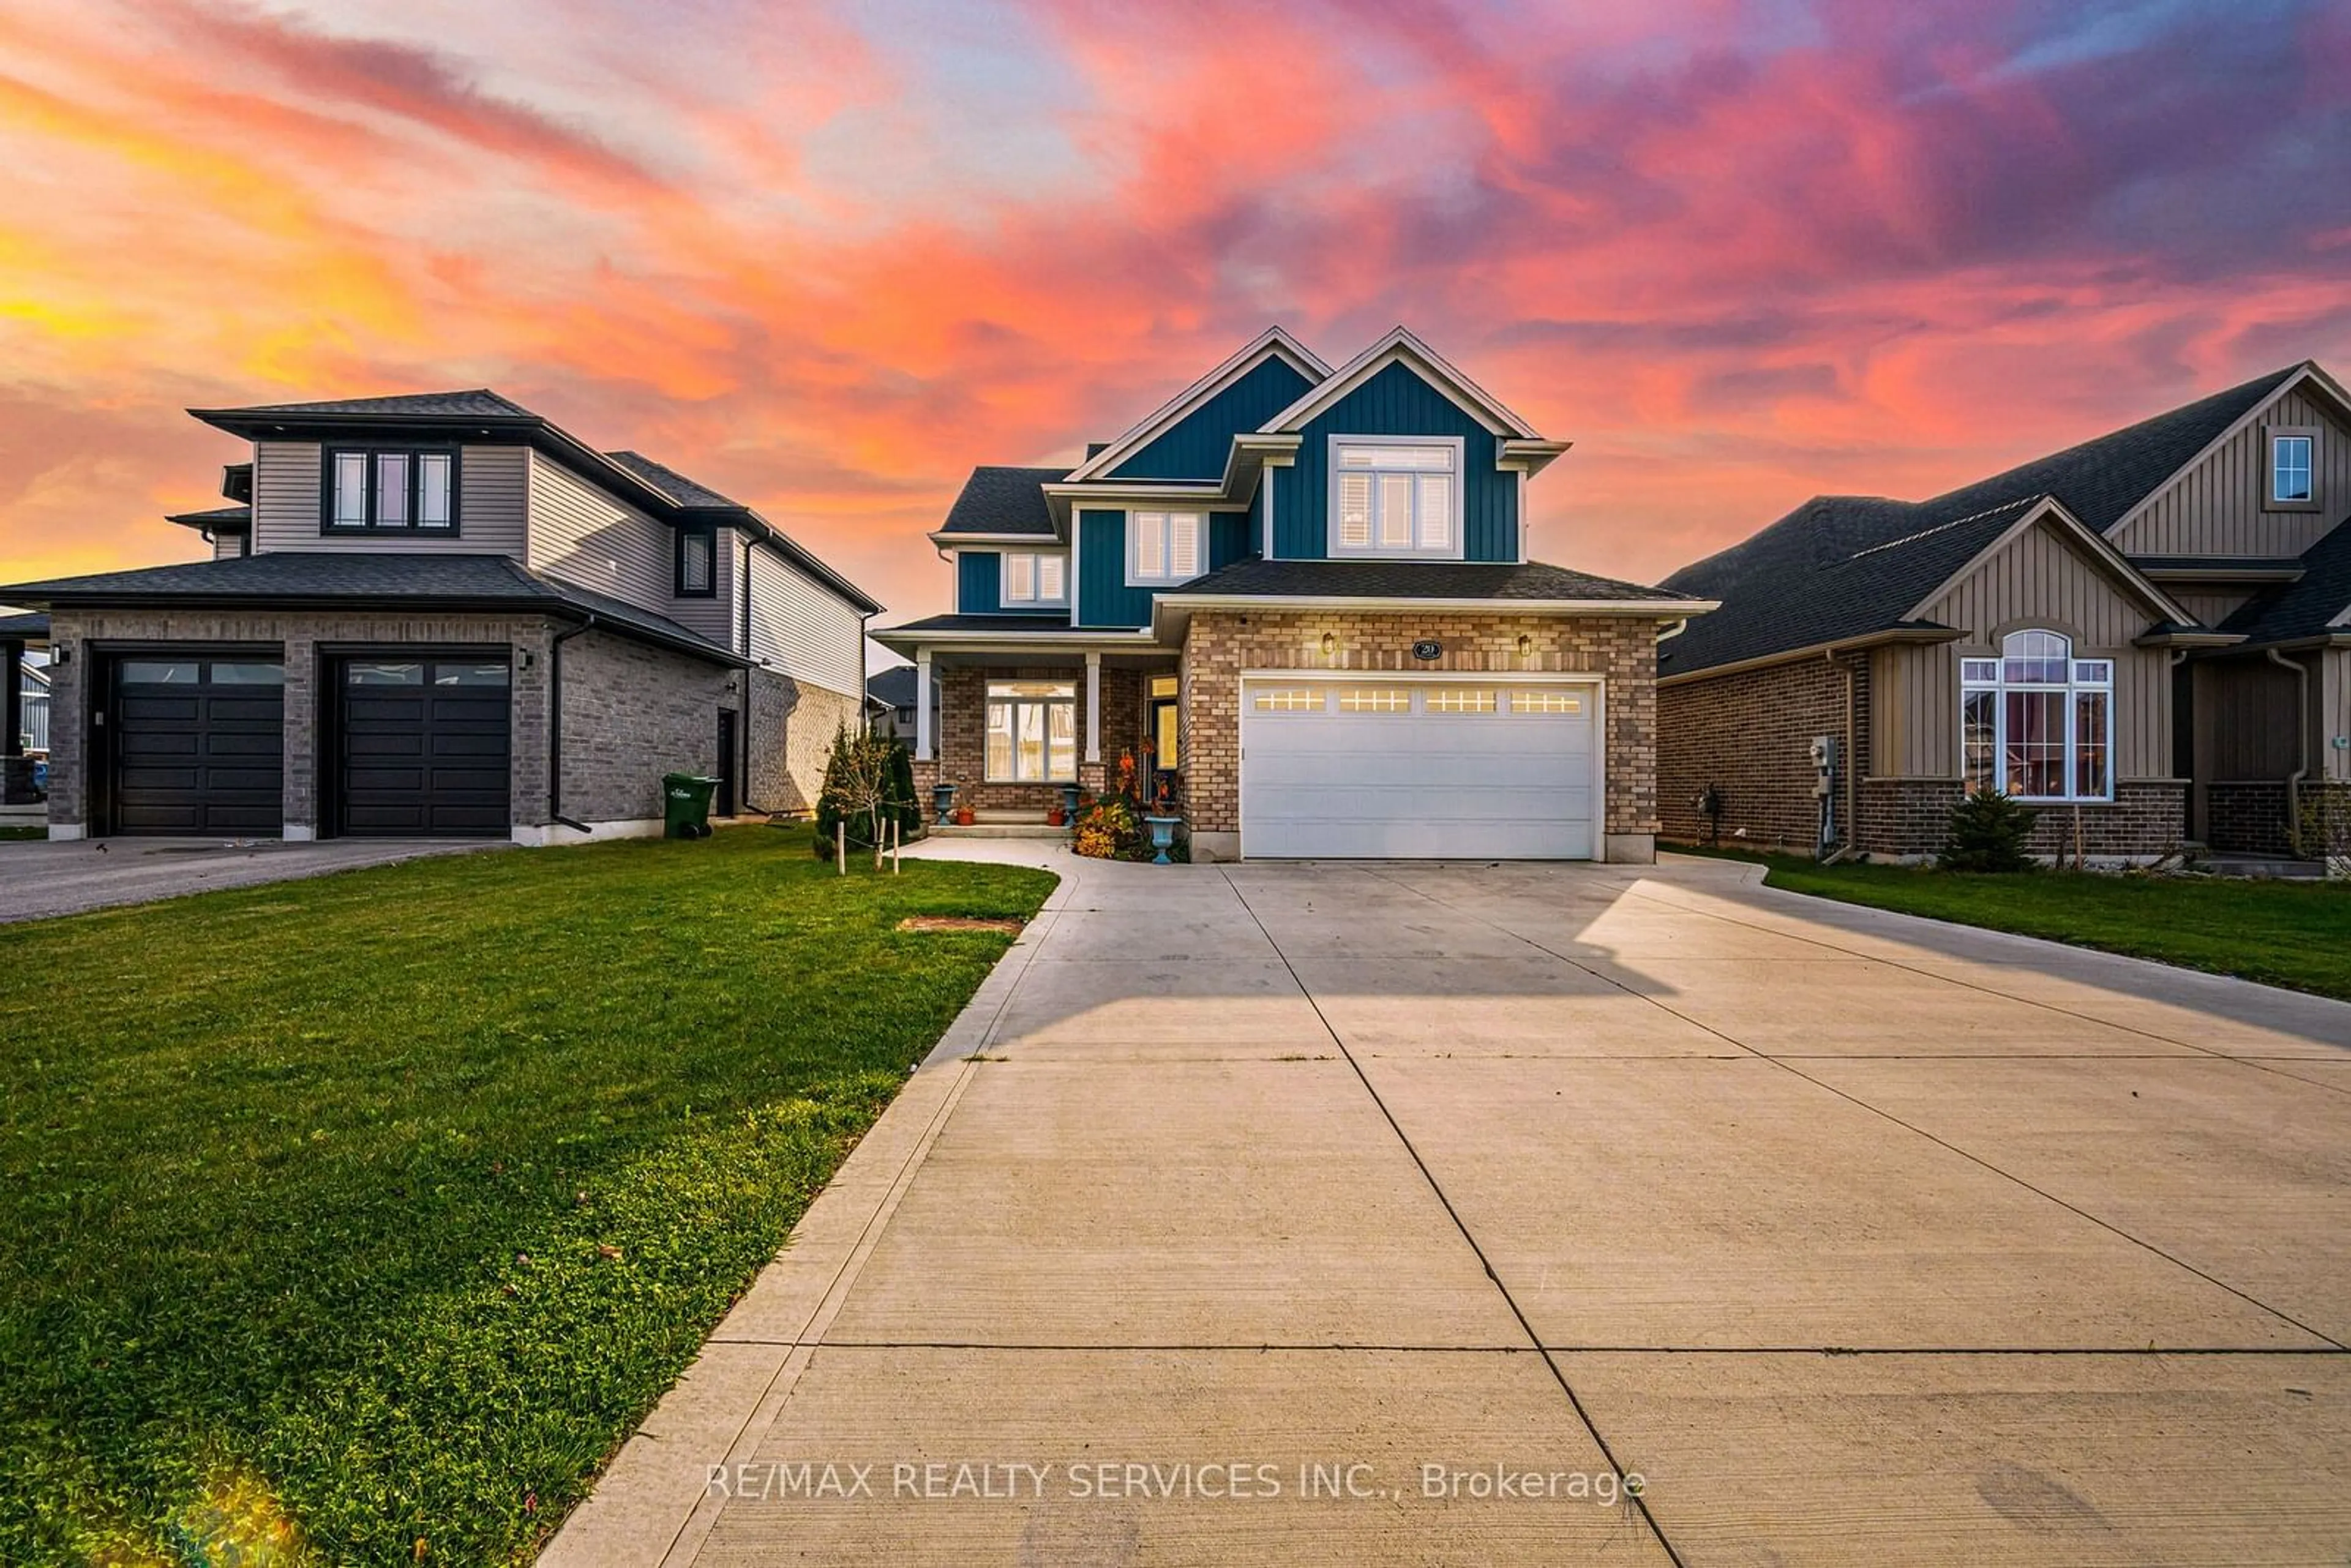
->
1878, 516, 2171, 780
251, 441, 529, 555
2110, 385, 2351, 558
746, 549, 863, 699
524, 452, 733, 648
1104, 355, 1316, 482
1268, 361, 1517, 562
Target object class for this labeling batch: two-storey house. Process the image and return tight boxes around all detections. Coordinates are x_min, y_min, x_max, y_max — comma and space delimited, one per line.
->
1657, 361, 2351, 862
874, 328, 1713, 861
0, 391, 878, 843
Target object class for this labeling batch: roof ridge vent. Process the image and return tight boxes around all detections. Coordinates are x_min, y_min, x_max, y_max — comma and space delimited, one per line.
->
1847, 495, 2037, 561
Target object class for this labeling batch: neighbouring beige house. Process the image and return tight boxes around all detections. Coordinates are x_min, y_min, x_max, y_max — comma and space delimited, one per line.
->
0, 391, 877, 843
1658, 362, 2351, 861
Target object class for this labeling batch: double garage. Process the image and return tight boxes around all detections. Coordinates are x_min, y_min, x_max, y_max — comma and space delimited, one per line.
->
1237, 675, 1600, 860
100, 648, 512, 838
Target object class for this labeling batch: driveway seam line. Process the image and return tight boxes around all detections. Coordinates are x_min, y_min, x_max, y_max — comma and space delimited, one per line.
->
1361, 866, 2349, 1354
1218, 865, 1691, 1568
1622, 879, 2349, 1092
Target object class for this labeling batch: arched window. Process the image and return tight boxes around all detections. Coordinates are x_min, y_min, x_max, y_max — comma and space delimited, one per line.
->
1960, 631, 2113, 801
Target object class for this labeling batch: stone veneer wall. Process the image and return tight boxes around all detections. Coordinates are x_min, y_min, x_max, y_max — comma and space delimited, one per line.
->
42, 607, 557, 835
1177, 610, 1663, 855
921, 665, 1150, 816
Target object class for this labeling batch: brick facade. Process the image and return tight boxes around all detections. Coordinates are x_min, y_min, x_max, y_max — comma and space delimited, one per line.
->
1658, 655, 1862, 852
1660, 654, 2189, 861
1177, 610, 1664, 858
2206, 780, 2298, 857
37, 606, 821, 840
924, 664, 1156, 817
1858, 776, 2188, 861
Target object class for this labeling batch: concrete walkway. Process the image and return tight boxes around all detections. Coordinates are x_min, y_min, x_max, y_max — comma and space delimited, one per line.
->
544, 847, 2351, 1566
0, 835, 504, 923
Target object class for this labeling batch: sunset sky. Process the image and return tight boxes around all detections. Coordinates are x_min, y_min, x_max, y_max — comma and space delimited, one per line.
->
2, 0, 2347, 633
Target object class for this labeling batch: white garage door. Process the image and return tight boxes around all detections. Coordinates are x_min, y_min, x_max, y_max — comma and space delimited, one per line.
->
1240, 678, 1597, 860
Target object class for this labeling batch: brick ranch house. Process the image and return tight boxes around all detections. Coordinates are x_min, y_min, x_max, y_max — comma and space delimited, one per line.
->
875, 327, 1712, 862
0, 391, 877, 844
1657, 362, 2351, 862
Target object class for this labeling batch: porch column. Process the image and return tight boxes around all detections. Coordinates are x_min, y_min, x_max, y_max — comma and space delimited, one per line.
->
913, 648, 933, 762
1084, 651, 1101, 763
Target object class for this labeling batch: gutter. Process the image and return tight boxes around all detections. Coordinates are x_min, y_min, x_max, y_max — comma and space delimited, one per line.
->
547, 612, 598, 836
2268, 647, 2310, 853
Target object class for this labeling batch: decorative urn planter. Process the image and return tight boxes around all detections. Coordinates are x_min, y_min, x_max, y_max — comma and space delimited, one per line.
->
932, 782, 957, 825
1142, 814, 1181, 865
1060, 782, 1083, 818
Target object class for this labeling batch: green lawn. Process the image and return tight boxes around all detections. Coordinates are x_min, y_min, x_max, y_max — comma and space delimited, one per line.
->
0, 823, 45, 841
0, 828, 1054, 1566
1677, 847, 2351, 1002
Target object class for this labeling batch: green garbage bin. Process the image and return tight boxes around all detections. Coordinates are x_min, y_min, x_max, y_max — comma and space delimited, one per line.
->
662, 773, 719, 839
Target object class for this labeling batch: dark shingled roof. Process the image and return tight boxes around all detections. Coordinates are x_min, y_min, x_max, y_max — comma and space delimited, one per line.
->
2221, 517, 2351, 647
0, 610, 47, 639
164, 503, 253, 529
868, 664, 921, 707
1166, 556, 1693, 603
1661, 366, 2304, 675
0, 553, 741, 665
194, 389, 534, 419
603, 450, 740, 509
939, 466, 1065, 536
878, 613, 1111, 635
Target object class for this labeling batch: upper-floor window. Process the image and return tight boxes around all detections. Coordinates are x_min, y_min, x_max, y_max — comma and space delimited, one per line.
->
1002, 551, 1067, 606
2270, 429, 2317, 507
326, 448, 456, 532
676, 528, 716, 597
1330, 438, 1462, 558
1128, 511, 1202, 585
1960, 629, 2113, 803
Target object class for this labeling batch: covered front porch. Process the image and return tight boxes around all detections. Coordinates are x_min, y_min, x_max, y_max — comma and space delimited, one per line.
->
898, 636, 1181, 822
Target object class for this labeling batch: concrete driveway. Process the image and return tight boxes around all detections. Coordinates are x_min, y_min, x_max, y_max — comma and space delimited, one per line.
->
0, 835, 506, 923
546, 849, 2351, 1566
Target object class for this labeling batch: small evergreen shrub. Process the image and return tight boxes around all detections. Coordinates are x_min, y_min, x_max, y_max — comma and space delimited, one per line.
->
1938, 787, 2039, 872
812, 727, 917, 859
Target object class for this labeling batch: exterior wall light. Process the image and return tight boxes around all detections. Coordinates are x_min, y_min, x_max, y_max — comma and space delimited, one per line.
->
1319, 632, 1337, 655
1515, 634, 1534, 658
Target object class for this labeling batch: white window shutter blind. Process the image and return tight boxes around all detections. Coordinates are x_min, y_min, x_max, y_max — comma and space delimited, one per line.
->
1377, 475, 1412, 547
1419, 475, 1452, 547
1008, 553, 1035, 601
1170, 513, 1199, 577
1338, 475, 1372, 547
1039, 554, 1064, 600
1136, 514, 1163, 576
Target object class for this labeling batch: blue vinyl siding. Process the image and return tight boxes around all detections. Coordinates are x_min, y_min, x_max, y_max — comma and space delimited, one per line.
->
958, 548, 1063, 615
1105, 355, 1316, 481
1209, 511, 1252, 571
1270, 361, 1516, 561
1076, 509, 1153, 628
956, 550, 1001, 614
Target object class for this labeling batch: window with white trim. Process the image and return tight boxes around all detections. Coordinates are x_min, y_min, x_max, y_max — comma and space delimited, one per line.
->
2270, 431, 2315, 505
984, 680, 1076, 782
325, 448, 456, 531
1960, 630, 2113, 801
1001, 551, 1066, 606
1330, 438, 1461, 557
1128, 511, 1202, 585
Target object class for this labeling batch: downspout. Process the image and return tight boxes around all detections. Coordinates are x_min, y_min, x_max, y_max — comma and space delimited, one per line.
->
2268, 647, 2310, 855
547, 613, 596, 836
738, 535, 780, 816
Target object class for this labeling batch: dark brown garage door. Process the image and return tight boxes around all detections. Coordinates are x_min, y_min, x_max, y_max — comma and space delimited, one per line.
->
336, 658, 512, 837
111, 656, 285, 835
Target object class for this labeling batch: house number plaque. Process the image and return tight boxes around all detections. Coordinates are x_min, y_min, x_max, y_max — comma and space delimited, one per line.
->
1411, 639, 1443, 661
